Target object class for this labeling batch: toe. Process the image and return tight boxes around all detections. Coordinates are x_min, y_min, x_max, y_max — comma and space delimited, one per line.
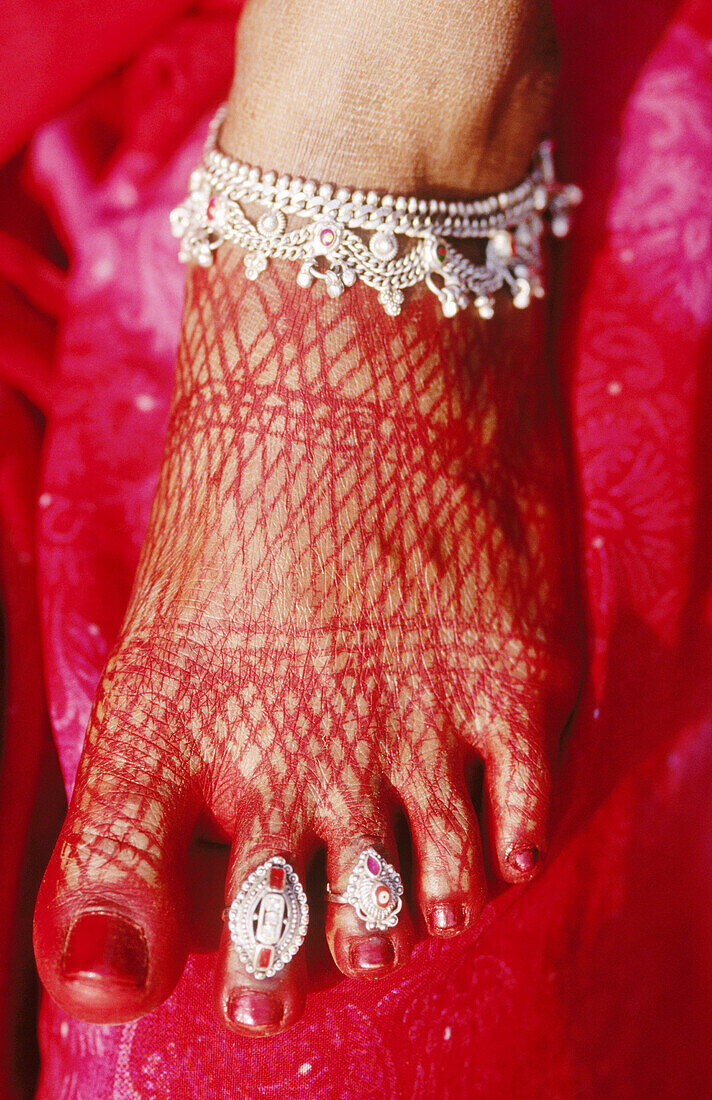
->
33, 698, 198, 1023
217, 922, 305, 1038
214, 823, 308, 1037
324, 827, 414, 979
485, 725, 552, 883
400, 767, 487, 937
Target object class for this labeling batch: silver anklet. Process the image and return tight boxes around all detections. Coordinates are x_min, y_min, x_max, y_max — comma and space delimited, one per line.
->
171, 105, 581, 319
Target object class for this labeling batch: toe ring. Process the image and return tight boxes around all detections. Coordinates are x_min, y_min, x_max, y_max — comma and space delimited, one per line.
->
327, 848, 403, 932
226, 856, 309, 980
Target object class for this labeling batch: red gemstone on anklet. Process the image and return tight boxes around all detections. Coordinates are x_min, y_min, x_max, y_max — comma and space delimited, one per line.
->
269, 865, 286, 890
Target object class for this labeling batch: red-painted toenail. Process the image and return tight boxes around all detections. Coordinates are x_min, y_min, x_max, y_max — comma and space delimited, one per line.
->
507, 846, 540, 874
429, 902, 465, 934
62, 911, 148, 987
228, 990, 282, 1029
351, 935, 395, 970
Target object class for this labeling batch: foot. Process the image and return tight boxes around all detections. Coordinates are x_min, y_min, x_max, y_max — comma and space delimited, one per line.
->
33, 0, 580, 1037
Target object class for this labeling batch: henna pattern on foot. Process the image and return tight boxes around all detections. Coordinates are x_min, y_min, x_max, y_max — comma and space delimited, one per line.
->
34, 253, 581, 1035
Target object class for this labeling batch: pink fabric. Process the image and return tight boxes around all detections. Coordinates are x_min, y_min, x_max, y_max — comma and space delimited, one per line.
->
8, 0, 710, 1093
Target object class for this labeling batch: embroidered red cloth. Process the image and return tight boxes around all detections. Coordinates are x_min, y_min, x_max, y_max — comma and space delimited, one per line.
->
1, 0, 711, 1095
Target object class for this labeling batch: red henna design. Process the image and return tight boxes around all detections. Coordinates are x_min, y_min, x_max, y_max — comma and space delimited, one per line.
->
36, 249, 581, 1024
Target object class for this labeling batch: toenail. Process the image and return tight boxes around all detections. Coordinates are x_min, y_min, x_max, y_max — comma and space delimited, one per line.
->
507, 846, 540, 875
62, 911, 148, 987
228, 990, 283, 1029
351, 935, 395, 970
429, 902, 465, 934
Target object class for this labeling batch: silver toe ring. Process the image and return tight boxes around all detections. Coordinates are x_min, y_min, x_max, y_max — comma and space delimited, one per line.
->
226, 856, 309, 979
327, 847, 403, 931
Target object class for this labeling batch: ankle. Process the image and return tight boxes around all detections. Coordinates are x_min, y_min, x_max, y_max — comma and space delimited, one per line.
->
223, 0, 558, 195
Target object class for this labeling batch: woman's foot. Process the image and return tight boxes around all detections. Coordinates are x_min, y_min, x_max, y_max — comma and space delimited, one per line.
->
33, 0, 580, 1036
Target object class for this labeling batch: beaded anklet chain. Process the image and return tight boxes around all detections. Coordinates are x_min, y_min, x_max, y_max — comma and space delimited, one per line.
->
171, 106, 581, 319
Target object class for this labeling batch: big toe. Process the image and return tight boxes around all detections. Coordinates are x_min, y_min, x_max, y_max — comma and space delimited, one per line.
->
34, 677, 199, 1023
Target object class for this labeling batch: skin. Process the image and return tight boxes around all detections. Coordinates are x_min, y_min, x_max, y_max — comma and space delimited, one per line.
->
33, 0, 581, 1038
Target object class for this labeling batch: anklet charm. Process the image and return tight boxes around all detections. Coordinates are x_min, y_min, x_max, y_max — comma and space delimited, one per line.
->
171, 105, 581, 319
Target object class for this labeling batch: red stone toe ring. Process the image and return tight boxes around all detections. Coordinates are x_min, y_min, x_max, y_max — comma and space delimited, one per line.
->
327, 848, 403, 932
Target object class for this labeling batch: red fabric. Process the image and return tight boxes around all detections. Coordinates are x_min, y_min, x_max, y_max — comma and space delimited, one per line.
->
0, 0, 195, 164
0, 385, 50, 1098
1, 0, 711, 1094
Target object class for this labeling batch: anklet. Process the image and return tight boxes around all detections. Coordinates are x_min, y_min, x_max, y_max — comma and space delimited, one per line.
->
171, 105, 581, 319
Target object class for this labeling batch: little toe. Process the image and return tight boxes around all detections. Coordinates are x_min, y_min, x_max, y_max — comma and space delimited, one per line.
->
485, 731, 552, 883
33, 704, 198, 1024
401, 772, 487, 937
324, 830, 414, 980
215, 827, 308, 1037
